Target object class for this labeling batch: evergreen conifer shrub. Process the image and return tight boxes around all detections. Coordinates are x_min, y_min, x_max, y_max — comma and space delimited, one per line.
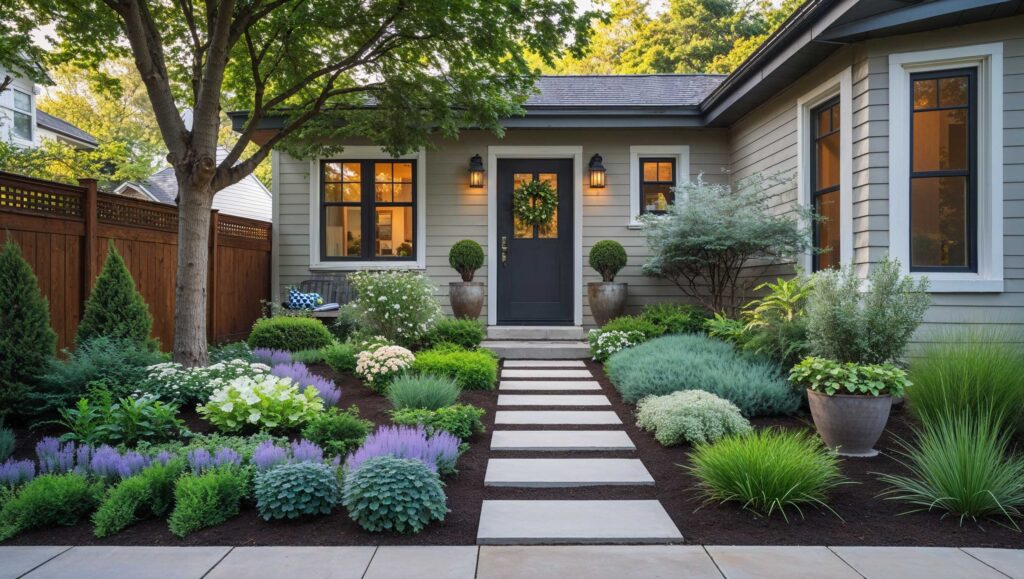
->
76, 241, 154, 348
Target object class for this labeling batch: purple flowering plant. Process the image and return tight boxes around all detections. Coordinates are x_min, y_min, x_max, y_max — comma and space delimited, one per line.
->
271, 362, 341, 407
252, 348, 293, 366
346, 425, 460, 475
0, 459, 35, 487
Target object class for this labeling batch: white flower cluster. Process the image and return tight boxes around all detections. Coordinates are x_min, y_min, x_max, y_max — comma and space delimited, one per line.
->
140, 359, 271, 405
355, 344, 415, 390
588, 329, 645, 362
348, 270, 441, 347
197, 373, 323, 432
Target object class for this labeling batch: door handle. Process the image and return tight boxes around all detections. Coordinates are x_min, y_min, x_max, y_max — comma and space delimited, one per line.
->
500, 236, 508, 266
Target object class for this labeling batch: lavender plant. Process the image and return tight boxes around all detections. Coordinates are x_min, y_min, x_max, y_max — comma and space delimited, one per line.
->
252, 348, 293, 366
0, 459, 35, 487
252, 441, 289, 471
346, 425, 460, 475
271, 362, 341, 407
36, 437, 76, 474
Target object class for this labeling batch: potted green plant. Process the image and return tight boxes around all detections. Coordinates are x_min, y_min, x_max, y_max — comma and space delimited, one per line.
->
789, 357, 909, 457
448, 239, 485, 319
588, 240, 628, 325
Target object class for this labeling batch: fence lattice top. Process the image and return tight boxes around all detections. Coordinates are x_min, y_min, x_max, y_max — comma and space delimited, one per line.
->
0, 174, 84, 218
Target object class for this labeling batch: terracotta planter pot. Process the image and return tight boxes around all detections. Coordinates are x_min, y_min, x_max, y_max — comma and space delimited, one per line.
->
588, 282, 627, 326
449, 282, 484, 319
807, 389, 893, 457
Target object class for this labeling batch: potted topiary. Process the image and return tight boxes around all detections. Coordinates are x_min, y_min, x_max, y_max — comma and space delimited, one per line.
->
789, 357, 909, 457
588, 240, 628, 325
448, 239, 485, 319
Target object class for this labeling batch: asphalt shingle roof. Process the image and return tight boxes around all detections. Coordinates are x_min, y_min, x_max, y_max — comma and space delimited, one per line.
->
526, 74, 727, 108
35, 110, 99, 146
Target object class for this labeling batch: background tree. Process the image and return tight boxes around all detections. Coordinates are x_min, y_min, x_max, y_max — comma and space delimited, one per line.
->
10, 0, 595, 366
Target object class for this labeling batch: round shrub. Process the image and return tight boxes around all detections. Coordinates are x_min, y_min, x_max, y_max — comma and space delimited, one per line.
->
387, 374, 461, 411
640, 303, 708, 334
355, 345, 415, 392
427, 318, 486, 350
636, 390, 751, 446
449, 240, 485, 282
247, 317, 333, 351
342, 456, 447, 534
411, 347, 497, 390
390, 404, 485, 441
301, 407, 373, 458
601, 315, 665, 340
322, 342, 357, 374
589, 240, 627, 282
255, 461, 341, 521
606, 334, 799, 416
349, 271, 441, 348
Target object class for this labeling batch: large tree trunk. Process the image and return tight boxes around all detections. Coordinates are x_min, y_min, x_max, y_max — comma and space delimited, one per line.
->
173, 172, 214, 367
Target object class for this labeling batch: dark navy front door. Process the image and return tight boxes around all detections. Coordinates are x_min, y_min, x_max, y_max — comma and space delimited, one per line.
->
496, 158, 574, 325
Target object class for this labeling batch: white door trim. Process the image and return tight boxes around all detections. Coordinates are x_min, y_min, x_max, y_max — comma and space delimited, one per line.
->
486, 146, 584, 326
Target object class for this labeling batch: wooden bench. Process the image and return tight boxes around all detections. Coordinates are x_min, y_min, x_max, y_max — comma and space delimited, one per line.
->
286, 277, 355, 318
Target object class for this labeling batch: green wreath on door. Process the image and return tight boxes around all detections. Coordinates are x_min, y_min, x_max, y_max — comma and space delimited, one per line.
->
512, 179, 558, 227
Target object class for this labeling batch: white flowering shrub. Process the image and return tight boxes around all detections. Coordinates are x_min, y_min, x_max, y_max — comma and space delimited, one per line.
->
140, 359, 272, 405
197, 374, 324, 432
588, 329, 645, 362
636, 390, 752, 446
349, 271, 441, 347
355, 345, 415, 392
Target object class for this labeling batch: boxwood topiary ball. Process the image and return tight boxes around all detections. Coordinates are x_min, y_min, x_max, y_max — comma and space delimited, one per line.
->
342, 455, 447, 534
254, 462, 341, 521
589, 240, 627, 282
448, 240, 484, 282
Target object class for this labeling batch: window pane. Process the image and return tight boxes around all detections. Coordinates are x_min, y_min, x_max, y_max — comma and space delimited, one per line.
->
513, 173, 533, 238
817, 108, 831, 135
375, 206, 414, 257
815, 190, 841, 271
642, 162, 658, 182
325, 207, 361, 257
324, 183, 343, 202
657, 162, 673, 182
374, 163, 392, 183
13, 112, 31, 140
393, 183, 412, 203
393, 162, 413, 183
343, 163, 360, 182
913, 109, 968, 172
13, 90, 30, 113
816, 131, 840, 190
911, 176, 968, 268
642, 184, 673, 213
375, 183, 392, 202
831, 105, 840, 133
939, 76, 968, 107
913, 79, 937, 109
343, 183, 360, 202
324, 163, 342, 182
538, 173, 558, 239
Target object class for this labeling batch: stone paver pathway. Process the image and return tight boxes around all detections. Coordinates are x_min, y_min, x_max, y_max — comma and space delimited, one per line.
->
490, 430, 635, 451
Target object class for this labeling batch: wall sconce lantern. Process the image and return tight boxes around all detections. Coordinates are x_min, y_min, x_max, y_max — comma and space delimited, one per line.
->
589, 153, 606, 188
469, 154, 485, 188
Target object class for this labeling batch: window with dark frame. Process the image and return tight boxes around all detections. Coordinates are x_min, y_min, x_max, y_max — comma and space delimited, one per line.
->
320, 160, 416, 261
909, 68, 976, 272
811, 97, 841, 271
639, 158, 676, 214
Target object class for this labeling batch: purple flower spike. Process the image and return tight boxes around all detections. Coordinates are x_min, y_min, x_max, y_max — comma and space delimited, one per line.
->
120, 451, 150, 478
0, 459, 35, 487
290, 439, 324, 464
36, 437, 75, 475
90, 445, 124, 481
252, 441, 288, 472
271, 362, 341, 407
74, 444, 93, 475
345, 425, 461, 474
252, 348, 292, 365
154, 451, 173, 466
187, 448, 213, 475
213, 448, 242, 468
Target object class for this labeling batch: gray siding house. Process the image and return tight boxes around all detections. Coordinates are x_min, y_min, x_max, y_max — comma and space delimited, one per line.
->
256, 0, 1024, 336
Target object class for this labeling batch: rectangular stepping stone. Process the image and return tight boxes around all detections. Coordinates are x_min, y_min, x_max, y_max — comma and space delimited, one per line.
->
477, 546, 720, 579
501, 369, 593, 379
706, 546, 860, 579
498, 394, 610, 406
477, 500, 682, 544
495, 411, 622, 425
831, 547, 1007, 579
503, 360, 586, 368
962, 549, 1024, 579
500, 380, 601, 391
485, 458, 653, 487
491, 430, 635, 451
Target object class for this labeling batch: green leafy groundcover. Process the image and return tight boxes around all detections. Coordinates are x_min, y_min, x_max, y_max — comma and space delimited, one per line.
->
605, 334, 799, 417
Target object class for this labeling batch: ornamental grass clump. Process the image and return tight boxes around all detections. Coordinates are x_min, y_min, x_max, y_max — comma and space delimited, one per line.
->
636, 391, 752, 446
255, 461, 341, 521
271, 362, 341, 407
689, 428, 845, 521
386, 374, 461, 411
606, 334, 799, 416
346, 425, 460, 475
349, 270, 442, 347
342, 456, 447, 534
355, 345, 415, 392
197, 374, 324, 432
878, 410, 1024, 528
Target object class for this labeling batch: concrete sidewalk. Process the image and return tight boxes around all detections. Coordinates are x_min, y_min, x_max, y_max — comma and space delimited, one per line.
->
2, 545, 1022, 579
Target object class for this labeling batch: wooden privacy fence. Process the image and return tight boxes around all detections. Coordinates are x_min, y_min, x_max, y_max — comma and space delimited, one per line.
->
0, 171, 271, 351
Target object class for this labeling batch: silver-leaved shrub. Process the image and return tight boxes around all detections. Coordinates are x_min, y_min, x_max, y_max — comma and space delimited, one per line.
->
636, 390, 752, 446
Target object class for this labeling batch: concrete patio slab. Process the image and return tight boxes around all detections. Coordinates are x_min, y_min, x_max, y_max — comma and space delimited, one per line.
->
497, 394, 610, 406
0, 546, 70, 579
477, 546, 720, 579
364, 546, 477, 579
963, 548, 1024, 579
477, 500, 682, 544
484, 458, 653, 487
205, 546, 375, 579
499, 380, 601, 391
831, 546, 1008, 579
23, 546, 231, 579
494, 410, 622, 425
490, 430, 635, 451
501, 369, 593, 379
503, 360, 587, 368
706, 546, 860, 579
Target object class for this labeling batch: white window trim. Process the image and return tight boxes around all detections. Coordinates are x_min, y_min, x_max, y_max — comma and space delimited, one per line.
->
487, 145, 584, 326
796, 67, 854, 272
11, 88, 35, 145
308, 147, 427, 271
888, 43, 1004, 293
628, 145, 689, 228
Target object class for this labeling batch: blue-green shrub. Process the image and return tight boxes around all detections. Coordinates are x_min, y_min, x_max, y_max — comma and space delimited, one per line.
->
342, 456, 447, 534
255, 462, 341, 521
605, 334, 799, 416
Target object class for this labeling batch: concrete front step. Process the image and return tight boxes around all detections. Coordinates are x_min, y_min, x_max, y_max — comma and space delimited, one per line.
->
491, 430, 636, 451
495, 410, 622, 425
484, 458, 654, 487
477, 501, 683, 544
487, 326, 586, 341
497, 394, 611, 407
499, 380, 601, 391
482, 341, 590, 360
503, 360, 587, 368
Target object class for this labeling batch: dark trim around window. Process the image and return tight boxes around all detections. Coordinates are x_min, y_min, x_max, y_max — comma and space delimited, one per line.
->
811, 96, 841, 272
638, 157, 676, 215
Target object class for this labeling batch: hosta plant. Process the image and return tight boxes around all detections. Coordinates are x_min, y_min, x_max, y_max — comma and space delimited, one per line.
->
197, 375, 324, 432
254, 461, 341, 520
342, 456, 447, 534
789, 357, 909, 397
355, 345, 415, 392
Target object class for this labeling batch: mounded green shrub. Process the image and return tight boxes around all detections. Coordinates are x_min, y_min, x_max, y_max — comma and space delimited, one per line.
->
342, 456, 447, 534
93, 459, 184, 537
300, 407, 373, 458
639, 303, 707, 335
322, 341, 357, 373
247, 316, 333, 351
602, 315, 665, 340
255, 462, 341, 521
427, 318, 485, 350
449, 240, 485, 282
0, 473, 102, 542
390, 404, 485, 441
636, 390, 752, 446
605, 334, 799, 416
411, 347, 497, 390
77, 241, 154, 349
0, 238, 57, 421
167, 467, 248, 537
589, 240, 627, 282
386, 374, 461, 411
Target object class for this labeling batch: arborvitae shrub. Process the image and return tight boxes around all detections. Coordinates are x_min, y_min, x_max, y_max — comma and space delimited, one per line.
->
76, 241, 154, 349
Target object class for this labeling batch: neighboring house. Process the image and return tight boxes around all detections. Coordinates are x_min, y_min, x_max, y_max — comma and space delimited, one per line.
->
237, 0, 1024, 336
115, 147, 273, 222
0, 64, 97, 151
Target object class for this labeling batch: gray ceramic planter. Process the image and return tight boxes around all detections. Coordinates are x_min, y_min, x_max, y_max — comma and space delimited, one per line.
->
449, 282, 484, 319
588, 282, 627, 326
807, 389, 893, 457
